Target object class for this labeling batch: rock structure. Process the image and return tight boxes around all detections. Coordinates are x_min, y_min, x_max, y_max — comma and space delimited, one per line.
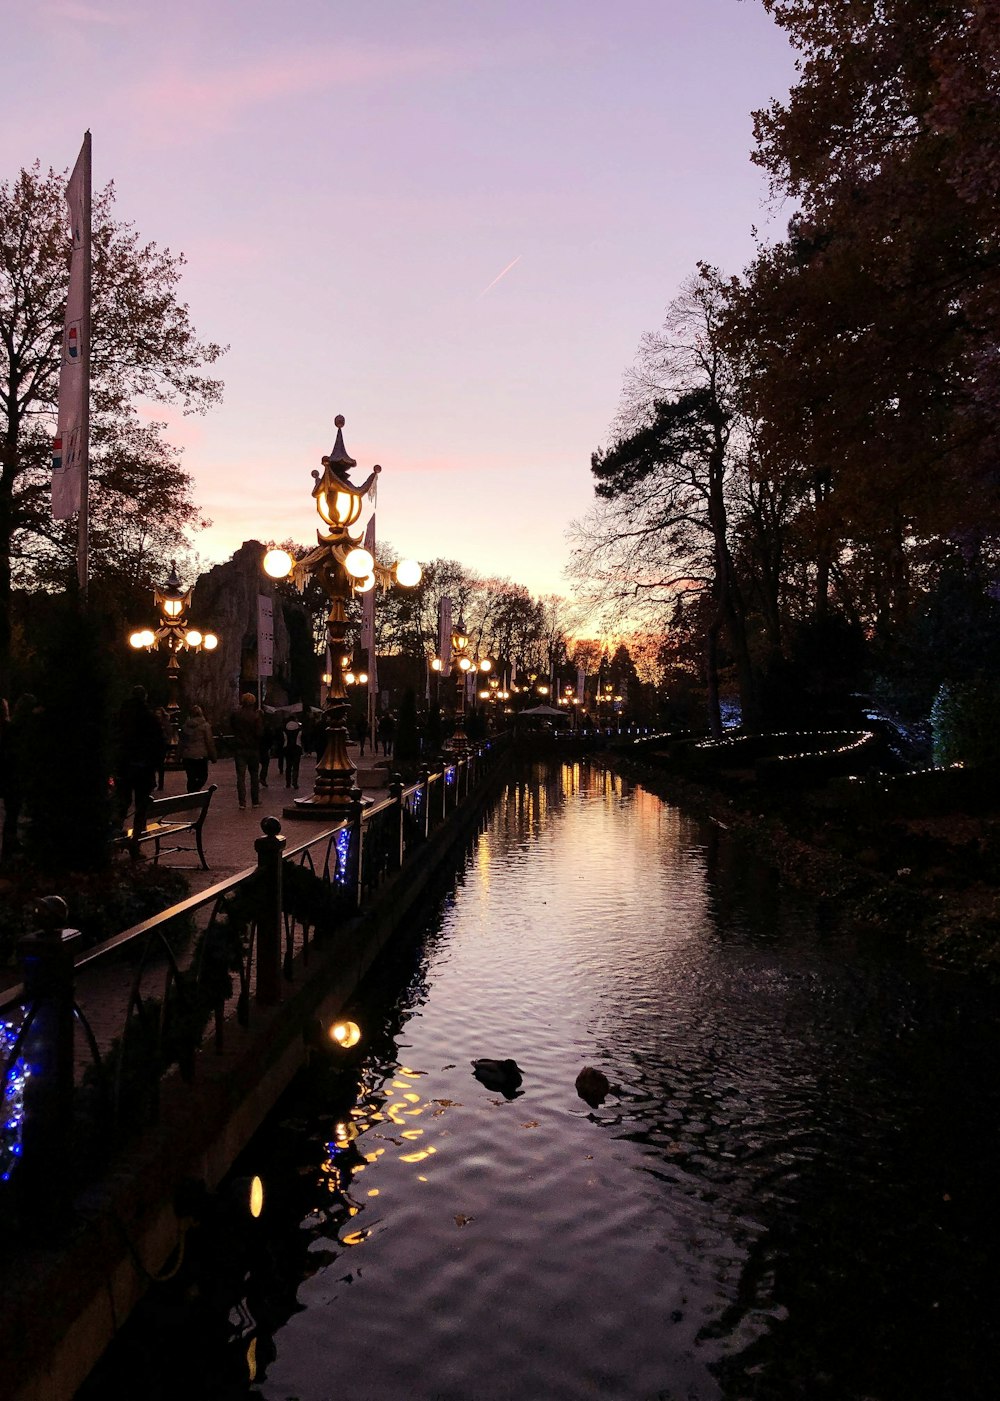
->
180, 541, 293, 724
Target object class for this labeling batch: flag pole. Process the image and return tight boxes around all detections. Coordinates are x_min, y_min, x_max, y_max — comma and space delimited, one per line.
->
77, 130, 91, 598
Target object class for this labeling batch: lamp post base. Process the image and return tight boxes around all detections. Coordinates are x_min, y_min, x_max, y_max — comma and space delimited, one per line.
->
281, 793, 371, 821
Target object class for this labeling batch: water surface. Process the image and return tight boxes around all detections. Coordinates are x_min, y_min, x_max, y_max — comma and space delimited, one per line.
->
81, 762, 1000, 1400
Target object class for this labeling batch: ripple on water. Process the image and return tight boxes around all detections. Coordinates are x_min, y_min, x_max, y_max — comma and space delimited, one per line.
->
81, 761, 1000, 1401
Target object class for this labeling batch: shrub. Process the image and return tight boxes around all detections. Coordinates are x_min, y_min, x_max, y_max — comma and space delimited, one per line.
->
931, 679, 1000, 767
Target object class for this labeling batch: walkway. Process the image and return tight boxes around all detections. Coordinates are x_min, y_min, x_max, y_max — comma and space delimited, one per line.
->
141, 746, 393, 892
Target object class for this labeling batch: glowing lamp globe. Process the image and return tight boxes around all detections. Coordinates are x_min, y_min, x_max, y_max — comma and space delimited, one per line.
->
329, 1019, 362, 1049
458, 656, 472, 672
230, 1174, 265, 1219
344, 547, 374, 579
263, 547, 294, 580
161, 596, 184, 620
395, 558, 422, 588
203, 633, 219, 650
129, 630, 147, 649
358, 672, 368, 685
479, 658, 492, 673
185, 629, 203, 647
431, 657, 443, 672
317, 484, 363, 530
354, 573, 376, 593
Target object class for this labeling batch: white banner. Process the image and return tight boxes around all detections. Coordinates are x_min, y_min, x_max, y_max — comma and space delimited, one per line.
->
257, 594, 274, 677
52, 138, 90, 521
361, 515, 379, 736
438, 596, 452, 672
577, 665, 586, 705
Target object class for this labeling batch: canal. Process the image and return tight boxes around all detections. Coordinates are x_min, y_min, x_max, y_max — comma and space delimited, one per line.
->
79, 761, 1000, 1400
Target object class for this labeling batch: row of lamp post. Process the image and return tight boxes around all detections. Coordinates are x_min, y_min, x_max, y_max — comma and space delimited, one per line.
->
129, 416, 615, 802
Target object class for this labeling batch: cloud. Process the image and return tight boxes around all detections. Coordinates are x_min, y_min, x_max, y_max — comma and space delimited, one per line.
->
123, 43, 455, 139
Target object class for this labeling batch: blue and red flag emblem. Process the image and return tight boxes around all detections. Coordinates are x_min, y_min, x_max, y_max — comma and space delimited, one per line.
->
67, 324, 79, 360
52, 435, 63, 471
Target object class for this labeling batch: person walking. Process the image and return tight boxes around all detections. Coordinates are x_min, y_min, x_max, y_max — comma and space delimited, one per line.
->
259, 714, 274, 788
355, 711, 369, 758
179, 704, 216, 793
1, 693, 39, 860
153, 706, 174, 789
230, 692, 264, 809
379, 711, 395, 758
284, 713, 303, 789
114, 686, 168, 858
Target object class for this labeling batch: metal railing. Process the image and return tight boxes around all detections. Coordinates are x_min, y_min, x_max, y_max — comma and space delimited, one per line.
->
0, 742, 503, 1211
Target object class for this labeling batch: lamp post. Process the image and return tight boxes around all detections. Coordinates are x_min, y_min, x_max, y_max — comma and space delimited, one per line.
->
432, 614, 491, 752
263, 415, 421, 818
128, 561, 219, 762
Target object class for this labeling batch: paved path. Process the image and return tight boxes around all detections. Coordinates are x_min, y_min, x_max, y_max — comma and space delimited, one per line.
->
146, 746, 393, 894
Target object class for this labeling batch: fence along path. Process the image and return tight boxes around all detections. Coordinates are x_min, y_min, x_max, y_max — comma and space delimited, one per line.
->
1, 744, 503, 1205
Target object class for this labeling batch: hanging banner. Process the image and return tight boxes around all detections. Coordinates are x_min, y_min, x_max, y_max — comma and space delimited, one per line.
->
257, 594, 274, 677
577, 665, 586, 706
360, 515, 378, 739
52, 135, 91, 522
438, 596, 453, 672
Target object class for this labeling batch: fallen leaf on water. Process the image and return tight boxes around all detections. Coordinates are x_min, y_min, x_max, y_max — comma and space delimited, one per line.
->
521, 1120, 539, 1129
454, 1214, 474, 1228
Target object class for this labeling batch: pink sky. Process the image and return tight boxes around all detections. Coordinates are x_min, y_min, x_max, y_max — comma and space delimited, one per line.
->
4, 0, 796, 599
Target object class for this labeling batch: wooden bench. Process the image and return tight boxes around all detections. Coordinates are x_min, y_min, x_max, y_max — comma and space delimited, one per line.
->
121, 784, 218, 869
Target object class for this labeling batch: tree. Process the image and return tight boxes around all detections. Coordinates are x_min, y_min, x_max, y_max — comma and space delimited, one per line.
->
0, 161, 224, 691
732, 0, 1000, 633
572, 267, 763, 733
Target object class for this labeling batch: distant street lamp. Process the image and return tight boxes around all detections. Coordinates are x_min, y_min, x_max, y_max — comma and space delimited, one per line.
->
128, 561, 219, 760
432, 614, 491, 752
263, 415, 421, 817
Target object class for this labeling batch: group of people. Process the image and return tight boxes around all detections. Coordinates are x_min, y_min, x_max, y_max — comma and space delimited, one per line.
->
229, 693, 309, 809
1, 685, 400, 862
353, 710, 396, 759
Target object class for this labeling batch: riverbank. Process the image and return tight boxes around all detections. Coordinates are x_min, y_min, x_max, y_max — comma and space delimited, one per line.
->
610, 749, 1000, 980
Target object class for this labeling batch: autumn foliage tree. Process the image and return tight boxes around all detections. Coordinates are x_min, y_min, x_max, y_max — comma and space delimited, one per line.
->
0, 161, 224, 692
732, 0, 1000, 635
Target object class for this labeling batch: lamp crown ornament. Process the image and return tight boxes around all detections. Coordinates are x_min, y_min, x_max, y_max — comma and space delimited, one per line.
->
312, 415, 381, 537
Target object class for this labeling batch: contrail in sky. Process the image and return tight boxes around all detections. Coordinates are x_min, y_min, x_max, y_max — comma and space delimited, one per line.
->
477, 254, 521, 299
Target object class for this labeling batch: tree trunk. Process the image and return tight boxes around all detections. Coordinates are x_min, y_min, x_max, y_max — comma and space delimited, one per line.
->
0, 443, 16, 697
705, 617, 723, 739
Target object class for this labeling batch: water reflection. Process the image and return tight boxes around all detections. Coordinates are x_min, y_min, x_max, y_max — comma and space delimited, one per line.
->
79, 761, 1000, 1400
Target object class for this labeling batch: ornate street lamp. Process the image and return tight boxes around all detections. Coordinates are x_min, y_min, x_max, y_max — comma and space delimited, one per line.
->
432, 615, 491, 752
128, 561, 219, 761
263, 415, 421, 818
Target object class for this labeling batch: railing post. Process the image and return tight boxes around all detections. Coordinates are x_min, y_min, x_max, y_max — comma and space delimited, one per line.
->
255, 817, 285, 1006
389, 773, 404, 868
349, 786, 365, 906
17, 896, 83, 1213
419, 765, 430, 838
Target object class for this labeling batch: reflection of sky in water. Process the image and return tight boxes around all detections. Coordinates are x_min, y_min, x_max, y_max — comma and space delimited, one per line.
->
105, 758, 1000, 1401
